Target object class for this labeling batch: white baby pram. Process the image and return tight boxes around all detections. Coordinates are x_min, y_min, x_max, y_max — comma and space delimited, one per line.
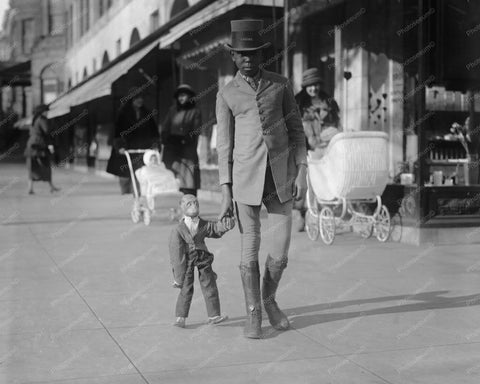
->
124, 149, 179, 225
305, 131, 391, 245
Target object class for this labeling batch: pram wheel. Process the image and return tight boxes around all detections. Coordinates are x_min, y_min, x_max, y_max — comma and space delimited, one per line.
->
319, 207, 335, 245
305, 209, 319, 241
143, 209, 151, 226
131, 206, 141, 224
146, 196, 155, 211
374, 205, 391, 242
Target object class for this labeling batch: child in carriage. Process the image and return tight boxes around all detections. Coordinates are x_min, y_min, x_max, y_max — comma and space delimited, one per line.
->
135, 149, 179, 210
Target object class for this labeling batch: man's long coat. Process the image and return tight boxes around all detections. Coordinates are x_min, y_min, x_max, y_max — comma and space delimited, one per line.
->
216, 70, 307, 205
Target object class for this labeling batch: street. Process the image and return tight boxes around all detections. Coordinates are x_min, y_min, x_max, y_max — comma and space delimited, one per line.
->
1, 163, 480, 384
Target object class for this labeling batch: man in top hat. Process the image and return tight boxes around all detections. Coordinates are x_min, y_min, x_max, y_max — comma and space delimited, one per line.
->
216, 19, 307, 339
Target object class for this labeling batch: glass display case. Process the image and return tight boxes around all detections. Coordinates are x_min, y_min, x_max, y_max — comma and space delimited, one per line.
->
424, 86, 480, 187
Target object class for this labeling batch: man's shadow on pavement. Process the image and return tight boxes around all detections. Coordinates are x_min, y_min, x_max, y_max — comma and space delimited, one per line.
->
220, 290, 480, 336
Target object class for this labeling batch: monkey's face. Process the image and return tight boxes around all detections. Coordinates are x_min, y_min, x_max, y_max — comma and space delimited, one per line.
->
181, 195, 199, 217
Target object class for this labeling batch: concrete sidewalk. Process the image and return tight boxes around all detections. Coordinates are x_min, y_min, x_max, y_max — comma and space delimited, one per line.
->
1, 163, 479, 384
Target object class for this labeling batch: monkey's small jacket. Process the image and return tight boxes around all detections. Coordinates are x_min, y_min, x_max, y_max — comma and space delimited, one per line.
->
169, 217, 231, 286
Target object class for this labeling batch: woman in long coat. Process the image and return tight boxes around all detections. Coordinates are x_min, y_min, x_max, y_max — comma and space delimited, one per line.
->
24, 104, 60, 194
161, 84, 201, 196
293, 68, 341, 231
106, 89, 160, 194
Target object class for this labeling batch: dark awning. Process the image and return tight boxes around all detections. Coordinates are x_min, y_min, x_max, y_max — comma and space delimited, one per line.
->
0, 61, 31, 86
46, 0, 219, 119
47, 41, 159, 118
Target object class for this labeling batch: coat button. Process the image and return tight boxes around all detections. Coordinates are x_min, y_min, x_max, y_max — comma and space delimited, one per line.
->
260, 116, 265, 121
259, 109, 264, 114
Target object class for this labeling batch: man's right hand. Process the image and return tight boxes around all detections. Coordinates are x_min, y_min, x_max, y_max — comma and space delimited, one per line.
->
118, 148, 126, 155
218, 184, 233, 220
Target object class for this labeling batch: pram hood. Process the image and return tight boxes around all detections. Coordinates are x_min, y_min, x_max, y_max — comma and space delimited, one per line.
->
307, 131, 389, 201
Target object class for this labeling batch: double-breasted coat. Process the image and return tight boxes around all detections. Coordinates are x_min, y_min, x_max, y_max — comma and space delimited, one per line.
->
216, 70, 307, 206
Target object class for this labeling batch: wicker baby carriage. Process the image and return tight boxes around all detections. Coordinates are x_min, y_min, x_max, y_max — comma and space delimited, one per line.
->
305, 131, 391, 245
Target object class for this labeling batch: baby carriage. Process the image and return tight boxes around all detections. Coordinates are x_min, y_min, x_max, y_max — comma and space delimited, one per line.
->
124, 149, 179, 225
305, 131, 391, 245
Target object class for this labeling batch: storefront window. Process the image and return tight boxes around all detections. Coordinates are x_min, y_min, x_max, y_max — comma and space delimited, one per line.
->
424, 87, 480, 186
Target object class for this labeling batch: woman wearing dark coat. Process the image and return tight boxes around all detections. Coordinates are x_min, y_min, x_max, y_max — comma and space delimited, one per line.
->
24, 104, 60, 194
106, 90, 160, 194
294, 68, 340, 140
161, 84, 201, 196
293, 68, 341, 231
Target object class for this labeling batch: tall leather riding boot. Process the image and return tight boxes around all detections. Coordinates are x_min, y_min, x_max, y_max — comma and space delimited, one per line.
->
239, 261, 262, 339
262, 255, 290, 330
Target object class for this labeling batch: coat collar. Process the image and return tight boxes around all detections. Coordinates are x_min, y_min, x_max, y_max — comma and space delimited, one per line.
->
178, 219, 194, 242
178, 217, 205, 242
232, 70, 273, 96
233, 71, 256, 95
257, 74, 272, 95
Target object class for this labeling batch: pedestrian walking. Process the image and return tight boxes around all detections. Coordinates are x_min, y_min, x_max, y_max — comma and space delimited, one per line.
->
106, 87, 160, 194
161, 84, 202, 196
216, 19, 307, 339
169, 194, 234, 328
24, 104, 60, 195
292, 68, 342, 231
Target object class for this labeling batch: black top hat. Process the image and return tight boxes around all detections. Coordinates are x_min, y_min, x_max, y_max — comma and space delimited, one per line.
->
225, 19, 271, 51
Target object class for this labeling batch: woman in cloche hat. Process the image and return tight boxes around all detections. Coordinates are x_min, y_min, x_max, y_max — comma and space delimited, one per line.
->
292, 68, 342, 231
24, 104, 60, 194
161, 84, 201, 196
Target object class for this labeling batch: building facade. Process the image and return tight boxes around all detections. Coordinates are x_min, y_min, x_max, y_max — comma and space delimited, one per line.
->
62, 0, 181, 89
0, 0, 67, 117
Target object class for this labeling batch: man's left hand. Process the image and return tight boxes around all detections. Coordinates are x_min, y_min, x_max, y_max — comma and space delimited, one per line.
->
221, 216, 235, 230
293, 164, 307, 201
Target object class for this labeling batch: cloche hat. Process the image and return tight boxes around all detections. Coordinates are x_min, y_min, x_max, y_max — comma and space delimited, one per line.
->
174, 84, 196, 97
301, 68, 324, 88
